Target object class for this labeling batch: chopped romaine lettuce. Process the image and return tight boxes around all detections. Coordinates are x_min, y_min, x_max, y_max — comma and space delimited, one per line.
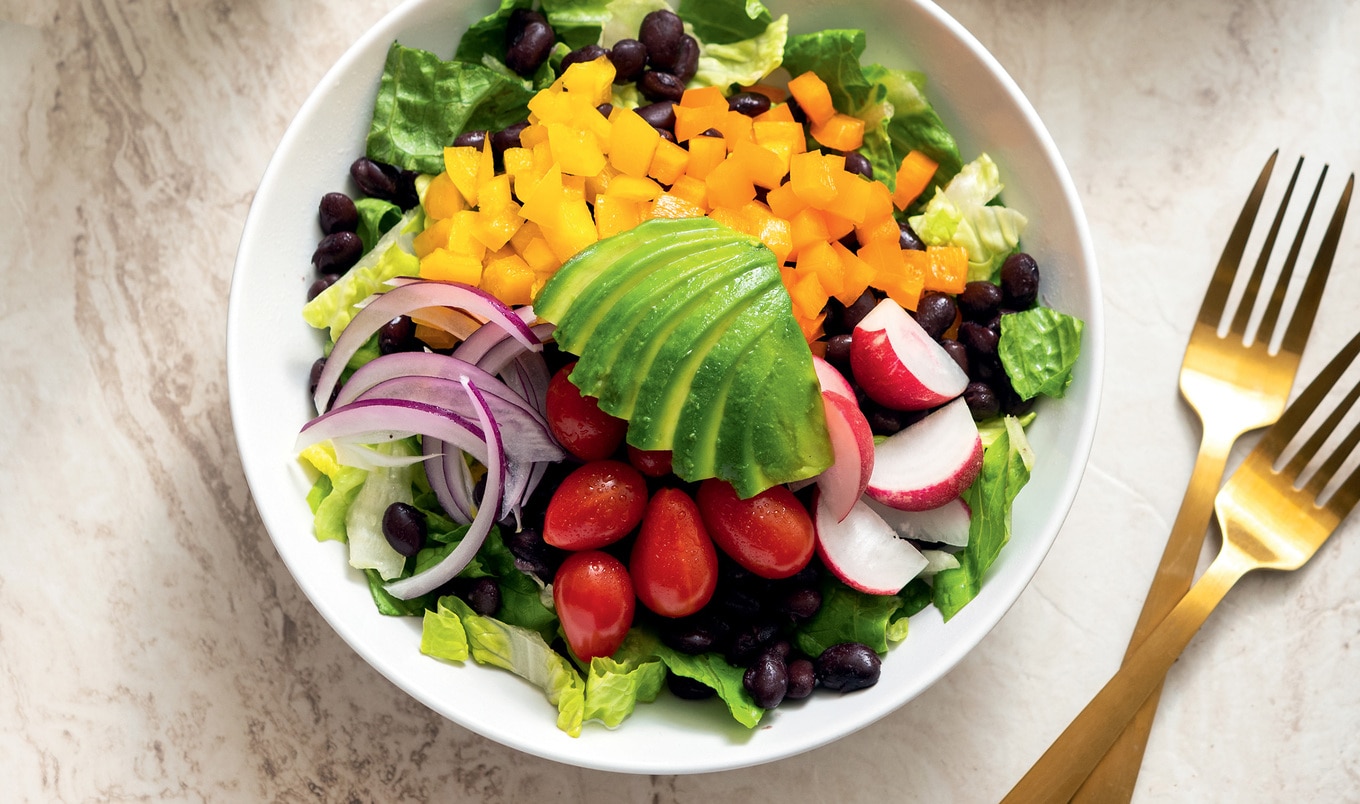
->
542, 0, 617, 49
781, 29, 873, 112
679, 0, 774, 44
366, 42, 538, 174
999, 307, 1085, 400
793, 576, 910, 656
302, 209, 421, 341
860, 63, 963, 193
909, 154, 1028, 281
582, 641, 667, 727
690, 13, 787, 90
353, 197, 402, 254
932, 416, 1033, 620
343, 440, 419, 580
454, 0, 558, 88
299, 442, 368, 543
650, 641, 763, 728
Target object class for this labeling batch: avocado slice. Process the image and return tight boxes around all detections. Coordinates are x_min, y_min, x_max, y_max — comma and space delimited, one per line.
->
533, 217, 832, 497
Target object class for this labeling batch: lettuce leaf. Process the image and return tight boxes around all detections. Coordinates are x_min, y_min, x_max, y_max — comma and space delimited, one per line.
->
932, 417, 1033, 620
679, 0, 774, 44
420, 604, 470, 661
998, 307, 1085, 400
781, 29, 873, 112
432, 596, 587, 736
793, 576, 908, 657
908, 154, 1027, 281
367, 42, 537, 174
582, 636, 667, 727
299, 443, 368, 543
860, 63, 962, 194
342, 440, 419, 580
353, 197, 402, 254
302, 209, 422, 341
690, 13, 787, 90
645, 635, 763, 728
543, 0, 616, 49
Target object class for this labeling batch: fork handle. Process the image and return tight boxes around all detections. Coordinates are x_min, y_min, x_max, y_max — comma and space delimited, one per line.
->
1000, 543, 1255, 804
1070, 422, 1245, 802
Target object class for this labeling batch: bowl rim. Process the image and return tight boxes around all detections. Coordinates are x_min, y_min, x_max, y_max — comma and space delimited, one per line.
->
227, 0, 1103, 775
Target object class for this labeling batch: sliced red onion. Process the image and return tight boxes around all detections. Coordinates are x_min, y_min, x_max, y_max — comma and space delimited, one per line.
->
385, 378, 505, 600
297, 399, 488, 464
314, 281, 540, 412
423, 438, 473, 525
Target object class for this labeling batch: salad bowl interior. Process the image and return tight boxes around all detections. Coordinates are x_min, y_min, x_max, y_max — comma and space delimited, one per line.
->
227, 0, 1101, 774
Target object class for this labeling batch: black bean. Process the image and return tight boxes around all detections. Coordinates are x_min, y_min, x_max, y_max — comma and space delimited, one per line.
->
957, 280, 1003, 321
671, 35, 700, 83
780, 586, 822, 622
784, 97, 806, 123
728, 91, 772, 118
661, 620, 719, 655
1002, 387, 1036, 417
958, 320, 999, 361
815, 642, 881, 692
940, 338, 969, 375
378, 315, 419, 355
727, 621, 778, 666
970, 354, 1003, 384
312, 231, 362, 274
866, 404, 913, 437
718, 587, 763, 622
963, 381, 1001, 420
395, 169, 420, 210
350, 156, 399, 201
656, 127, 676, 143
639, 9, 685, 70
560, 43, 608, 73
491, 120, 529, 156
635, 101, 676, 130
382, 502, 426, 557
842, 289, 877, 331
308, 357, 327, 396
743, 654, 788, 709
913, 291, 957, 340
318, 192, 358, 234
639, 70, 685, 103
667, 673, 716, 700
824, 333, 853, 372
595, 102, 614, 119
1000, 252, 1040, 309
843, 152, 873, 180
697, 127, 723, 138
785, 658, 817, 700
765, 640, 793, 662
506, 8, 548, 40
452, 129, 488, 149
608, 38, 647, 83
505, 20, 555, 77
898, 220, 925, 251
504, 527, 564, 577
463, 577, 502, 616
307, 273, 340, 302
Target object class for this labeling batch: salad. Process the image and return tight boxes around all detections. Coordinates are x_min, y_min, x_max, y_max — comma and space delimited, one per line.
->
295, 0, 1084, 736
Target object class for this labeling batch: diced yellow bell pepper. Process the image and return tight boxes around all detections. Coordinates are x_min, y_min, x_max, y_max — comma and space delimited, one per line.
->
519, 120, 550, 148
595, 194, 644, 238
478, 173, 514, 216
606, 174, 662, 202
420, 247, 483, 285
414, 216, 453, 259
445, 210, 487, 260
518, 235, 561, 274
685, 135, 727, 180
482, 253, 537, 306
542, 197, 598, 262
648, 138, 690, 185
472, 207, 524, 253
608, 108, 661, 178
556, 57, 616, 105
547, 122, 606, 177
443, 145, 483, 207
502, 147, 538, 200
422, 171, 465, 220
646, 193, 707, 220
519, 165, 565, 228
674, 103, 728, 143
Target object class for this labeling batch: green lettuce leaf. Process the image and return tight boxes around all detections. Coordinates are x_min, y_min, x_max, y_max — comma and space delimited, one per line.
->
582, 650, 667, 727
353, 197, 403, 254
690, 13, 787, 90
420, 605, 470, 661
932, 417, 1033, 620
649, 642, 763, 728
598, 0, 670, 46
543, 0, 617, 49
299, 443, 368, 543
367, 568, 435, 616
998, 307, 1085, 400
367, 42, 537, 174
793, 576, 906, 657
302, 209, 422, 341
475, 529, 558, 639
679, 0, 773, 44
435, 596, 587, 736
781, 29, 873, 112
908, 154, 1028, 281
860, 63, 962, 195
341, 440, 419, 581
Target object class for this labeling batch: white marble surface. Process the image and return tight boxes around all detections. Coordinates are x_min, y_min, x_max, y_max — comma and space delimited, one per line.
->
4, 0, 1360, 800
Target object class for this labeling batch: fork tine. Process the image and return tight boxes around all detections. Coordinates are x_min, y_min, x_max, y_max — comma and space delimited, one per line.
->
1196, 150, 1279, 329
1283, 375, 1360, 478
1279, 173, 1356, 355
1254, 164, 1329, 343
1303, 399, 1360, 499
1325, 434, 1360, 516
1227, 156, 1304, 337
1259, 329, 1360, 462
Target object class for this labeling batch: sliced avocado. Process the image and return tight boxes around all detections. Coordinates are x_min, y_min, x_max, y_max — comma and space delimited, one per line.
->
744, 317, 832, 491
571, 240, 752, 405
534, 217, 725, 323
628, 264, 777, 450
595, 242, 760, 419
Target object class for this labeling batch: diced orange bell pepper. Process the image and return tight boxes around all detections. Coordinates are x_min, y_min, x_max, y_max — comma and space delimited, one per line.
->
831, 170, 872, 224
414, 216, 453, 259
787, 71, 836, 126
647, 137, 690, 185
606, 174, 663, 202
894, 150, 939, 210
730, 140, 786, 190
716, 111, 755, 151
680, 86, 727, 108
810, 113, 865, 152
764, 181, 807, 221
706, 205, 749, 235
830, 241, 877, 304
753, 102, 795, 123
674, 103, 728, 143
667, 174, 709, 209
822, 209, 856, 241
704, 158, 756, 209
740, 83, 787, 103
919, 245, 969, 294
787, 207, 830, 260
420, 247, 483, 285
789, 151, 839, 209
788, 269, 830, 319
685, 135, 727, 180
647, 193, 707, 220
797, 240, 845, 301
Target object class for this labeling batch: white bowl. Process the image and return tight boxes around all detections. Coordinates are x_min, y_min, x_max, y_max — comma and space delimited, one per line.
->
227, 0, 1102, 774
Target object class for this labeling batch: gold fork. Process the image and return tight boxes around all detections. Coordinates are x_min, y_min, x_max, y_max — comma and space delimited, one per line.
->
1004, 326, 1360, 804
1069, 153, 1353, 803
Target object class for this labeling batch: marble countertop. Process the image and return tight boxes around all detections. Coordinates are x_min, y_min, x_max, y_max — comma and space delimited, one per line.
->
4, 0, 1359, 800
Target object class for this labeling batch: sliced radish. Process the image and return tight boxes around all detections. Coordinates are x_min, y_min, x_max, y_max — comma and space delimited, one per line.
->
850, 297, 968, 411
812, 355, 856, 401
816, 391, 875, 522
866, 397, 982, 511
865, 496, 972, 547
814, 493, 928, 595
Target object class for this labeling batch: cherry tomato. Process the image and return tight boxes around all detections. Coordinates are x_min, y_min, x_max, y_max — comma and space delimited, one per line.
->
630, 488, 718, 618
553, 550, 635, 661
546, 362, 627, 461
696, 479, 815, 579
542, 460, 648, 550
626, 445, 673, 478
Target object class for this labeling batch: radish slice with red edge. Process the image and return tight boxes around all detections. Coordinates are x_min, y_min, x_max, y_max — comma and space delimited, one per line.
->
313, 281, 539, 413
385, 378, 506, 600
